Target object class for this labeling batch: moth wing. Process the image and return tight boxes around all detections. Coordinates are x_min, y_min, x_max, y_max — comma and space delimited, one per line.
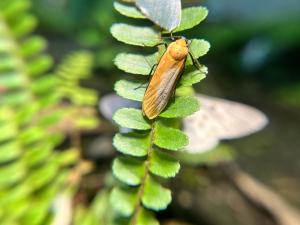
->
143, 60, 185, 119
136, 0, 181, 31
183, 94, 268, 153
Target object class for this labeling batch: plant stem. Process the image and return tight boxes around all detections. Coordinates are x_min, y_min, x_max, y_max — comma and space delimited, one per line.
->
130, 120, 156, 225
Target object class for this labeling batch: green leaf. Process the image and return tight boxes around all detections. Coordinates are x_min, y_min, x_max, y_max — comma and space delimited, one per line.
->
142, 176, 171, 210
160, 96, 200, 118
18, 127, 45, 145
154, 122, 188, 150
174, 7, 208, 33
0, 121, 18, 142
150, 150, 180, 178
112, 157, 145, 186
0, 55, 18, 71
20, 36, 47, 58
0, 107, 14, 121
57, 51, 93, 80
0, 161, 25, 186
0, 91, 30, 106
0, 38, 14, 53
0, 72, 26, 89
115, 80, 145, 102
187, 39, 210, 65
30, 75, 57, 94
15, 103, 39, 125
1, 198, 30, 223
1, 0, 30, 20
113, 133, 150, 157
136, 208, 159, 225
114, 2, 145, 19
114, 52, 158, 75
175, 85, 194, 96
23, 143, 53, 167
25, 160, 58, 190
180, 66, 207, 86
111, 24, 161, 47
11, 14, 37, 38
61, 87, 98, 105
76, 116, 99, 130
20, 200, 50, 225
0, 184, 30, 206
26, 55, 53, 76
39, 92, 61, 108
110, 187, 137, 217
53, 149, 79, 166
113, 108, 151, 130
0, 141, 20, 163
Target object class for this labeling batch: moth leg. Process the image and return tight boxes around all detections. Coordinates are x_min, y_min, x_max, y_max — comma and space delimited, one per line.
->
148, 63, 158, 76
134, 63, 158, 90
189, 52, 203, 71
134, 83, 148, 90
134, 42, 167, 91
170, 32, 183, 41
142, 42, 167, 49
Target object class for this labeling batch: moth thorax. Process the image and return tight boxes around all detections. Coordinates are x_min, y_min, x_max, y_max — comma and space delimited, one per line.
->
169, 41, 188, 61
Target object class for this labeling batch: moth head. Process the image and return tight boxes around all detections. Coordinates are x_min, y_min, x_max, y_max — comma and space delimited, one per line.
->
169, 37, 189, 60
175, 37, 188, 47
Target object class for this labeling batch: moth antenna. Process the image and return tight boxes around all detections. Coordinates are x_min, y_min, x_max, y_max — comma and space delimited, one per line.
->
161, 33, 182, 41
170, 32, 175, 40
153, 42, 168, 49
187, 39, 193, 48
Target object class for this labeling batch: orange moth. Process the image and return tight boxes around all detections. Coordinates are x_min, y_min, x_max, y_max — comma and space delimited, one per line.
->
142, 37, 191, 119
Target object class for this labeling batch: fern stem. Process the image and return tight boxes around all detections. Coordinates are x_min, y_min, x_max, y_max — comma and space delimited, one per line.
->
130, 120, 156, 225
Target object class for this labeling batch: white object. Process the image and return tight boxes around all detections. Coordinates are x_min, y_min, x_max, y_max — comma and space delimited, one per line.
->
183, 94, 268, 153
136, 0, 182, 31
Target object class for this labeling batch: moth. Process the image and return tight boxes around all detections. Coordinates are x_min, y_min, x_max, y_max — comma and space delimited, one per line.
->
142, 37, 199, 119
183, 94, 269, 153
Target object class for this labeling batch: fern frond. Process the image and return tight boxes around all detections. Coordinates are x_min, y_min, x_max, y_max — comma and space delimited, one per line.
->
0, 1, 99, 224
109, 2, 209, 225
55, 51, 99, 131
0, 0, 55, 107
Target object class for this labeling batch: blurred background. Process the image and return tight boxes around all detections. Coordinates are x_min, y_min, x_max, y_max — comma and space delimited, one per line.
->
1, 0, 299, 224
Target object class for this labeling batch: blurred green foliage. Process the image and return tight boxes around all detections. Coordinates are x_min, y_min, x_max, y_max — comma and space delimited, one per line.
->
0, 0, 99, 224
